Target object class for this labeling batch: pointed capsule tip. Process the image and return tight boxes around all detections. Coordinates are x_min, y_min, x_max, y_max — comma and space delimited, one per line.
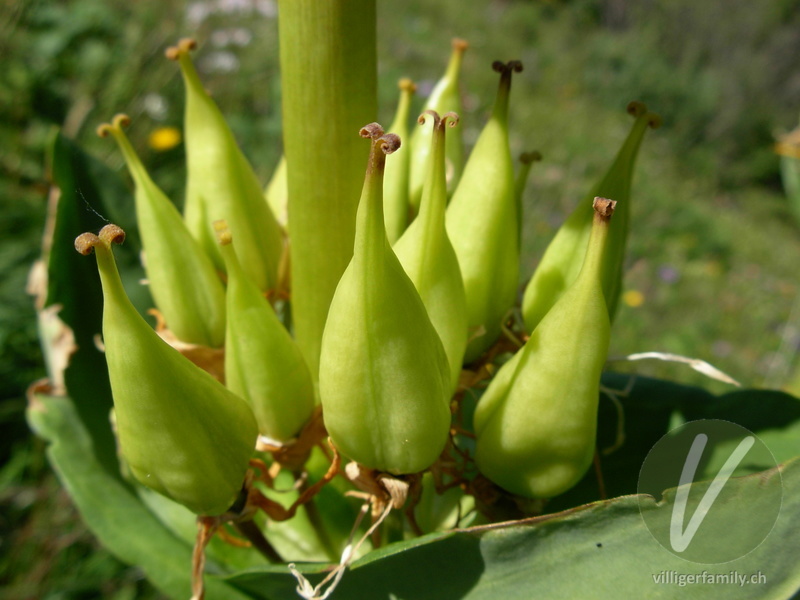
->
75, 225, 124, 255
399, 78, 417, 93
418, 111, 434, 126
75, 233, 100, 255
418, 110, 459, 130
492, 60, 523, 74
378, 133, 401, 155
646, 112, 663, 130
361, 123, 400, 176
360, 123, 385, 140
361, 122, 401, 154
626, 101, 648, 118
442, 111, 460, 128
113, 114, 131, 129
452, 38, 469, 53
627, 102, 661, 128
96, 114, 130, 138
520, 151, 542, 164
593, 197, 617, 219
165, 38, 197, 60
213, 219, 233, 246
99, 224, 126, 246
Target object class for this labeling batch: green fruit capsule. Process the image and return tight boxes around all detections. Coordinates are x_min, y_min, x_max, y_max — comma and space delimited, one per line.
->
215, 220, 314, 443
167, 39, 283, 293
408, 39, 468, 212
394, 111, 468, 392
474, 198, 616, 499
75, 225, 258, 516
521, 102, 660, 333
97, 115, 226, 348
446, 61, 523, 363
383, 79, 416, 245
319, 123, 451, 475
265, 155, 288, 232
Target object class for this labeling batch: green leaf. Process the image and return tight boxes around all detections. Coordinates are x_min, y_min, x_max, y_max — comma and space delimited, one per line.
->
48, 130, 150, 319
28, 372, 800, 599
45, 130, 152, 474
228, 458, 800, 599
548, 374, 800, 512
26, 391, 252, 600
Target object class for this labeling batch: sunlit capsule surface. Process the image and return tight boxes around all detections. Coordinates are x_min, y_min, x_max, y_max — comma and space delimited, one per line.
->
75, 225, 257, 516
319, 124, 451, 475
475, 199, 615, 499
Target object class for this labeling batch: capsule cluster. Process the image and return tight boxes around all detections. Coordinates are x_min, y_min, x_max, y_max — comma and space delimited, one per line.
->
76, 38, 658, 518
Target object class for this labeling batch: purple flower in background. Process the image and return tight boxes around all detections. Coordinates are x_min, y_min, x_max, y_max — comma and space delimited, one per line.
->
658, 264, 680, 284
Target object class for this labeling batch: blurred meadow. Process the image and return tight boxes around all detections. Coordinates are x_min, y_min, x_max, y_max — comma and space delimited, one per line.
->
2, 0, 800, 597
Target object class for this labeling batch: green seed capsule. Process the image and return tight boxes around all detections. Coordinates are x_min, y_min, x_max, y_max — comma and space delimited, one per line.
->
215, 220, 314, 443
408, 39, 468, 213
319, 124, 451, 475
167, 39, 283, 293
446, 61, 523, 364
97, 115, 226, 348
474, 198, 615, 499
521, 102, 660, 333
75, 225, 258, 516
394, 111, 468, 392
265, 155, 288, 232
383, 79, 416, 244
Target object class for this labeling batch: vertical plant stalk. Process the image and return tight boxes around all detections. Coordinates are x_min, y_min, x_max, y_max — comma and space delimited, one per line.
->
279, 0, 377, 381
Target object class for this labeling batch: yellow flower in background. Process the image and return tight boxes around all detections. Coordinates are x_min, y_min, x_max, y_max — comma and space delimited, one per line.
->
704, 259, 723, 277
622, 289, 645, 308
148, 126, 182, 151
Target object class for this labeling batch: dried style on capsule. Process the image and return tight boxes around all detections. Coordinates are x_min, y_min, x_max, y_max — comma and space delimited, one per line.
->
408, 39, 468, 212
383, 79, 416, 244
446, 61, 523, 363
75, 225, 258, 516
522, 102, 660, 332
216, 220, 314, 443
319, 124, 451, 475
474, 199, 616, 499
394, 111, 468, 392
167, 39, 283, 293
97, 115, 226, 348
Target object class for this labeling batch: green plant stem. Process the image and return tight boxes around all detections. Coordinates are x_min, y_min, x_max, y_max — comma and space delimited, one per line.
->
278, 0, 377, 383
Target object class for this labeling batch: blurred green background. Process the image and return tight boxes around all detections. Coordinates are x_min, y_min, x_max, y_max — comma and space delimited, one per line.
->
2, 0, 800, 597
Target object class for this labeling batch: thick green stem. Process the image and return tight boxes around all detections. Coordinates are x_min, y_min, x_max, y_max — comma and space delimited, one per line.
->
278, 0, 377, 383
